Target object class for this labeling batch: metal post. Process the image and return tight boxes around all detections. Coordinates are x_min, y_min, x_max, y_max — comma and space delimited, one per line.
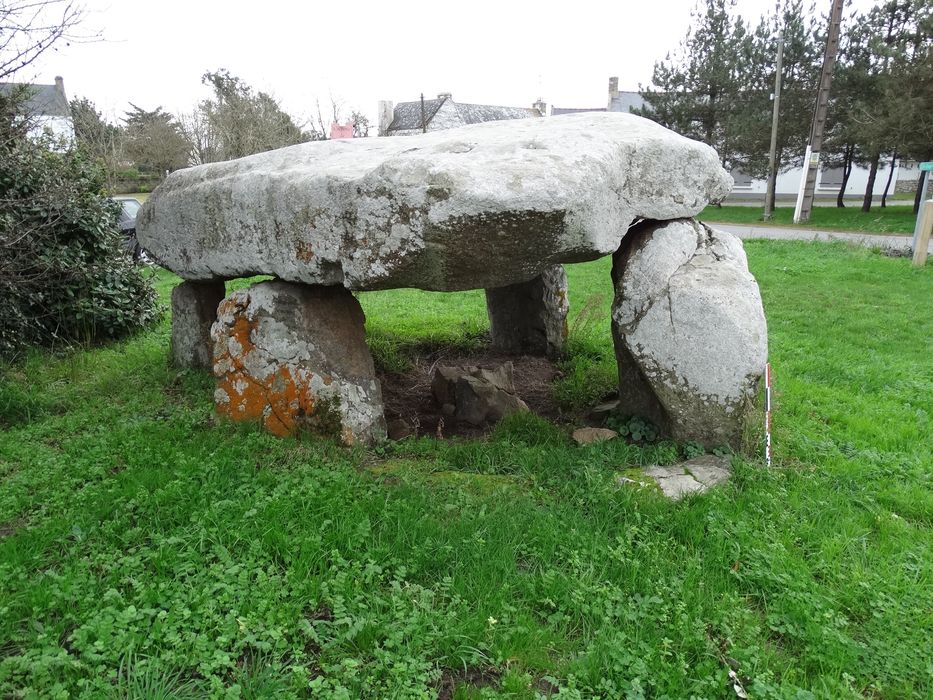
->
794, 0, 845, 224
764, 30, 785, 221
420, 93, 426, 133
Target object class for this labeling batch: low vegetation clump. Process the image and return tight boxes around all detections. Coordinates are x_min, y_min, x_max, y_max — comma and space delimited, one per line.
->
0, 242, 930, 698
0, 94, 160, 360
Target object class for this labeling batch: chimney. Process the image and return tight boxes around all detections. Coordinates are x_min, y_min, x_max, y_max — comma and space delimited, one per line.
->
608, 76, 619, 109
532, 98, 547, 117
377, 100, 394, 136
437, 92, 452, 100
54, 75, 67, 100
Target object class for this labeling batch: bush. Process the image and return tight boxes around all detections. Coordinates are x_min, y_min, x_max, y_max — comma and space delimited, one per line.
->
0, 95, 160, 360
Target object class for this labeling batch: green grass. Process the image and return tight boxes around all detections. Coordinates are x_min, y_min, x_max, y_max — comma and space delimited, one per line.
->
1, 243, 931, 698
700, 205, 917, 234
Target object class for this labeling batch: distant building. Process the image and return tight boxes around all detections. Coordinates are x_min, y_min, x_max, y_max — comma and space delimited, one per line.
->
329, 122, 354, 139
377, 93, 543, 136
552, 76, 917, 199
0, 76, 74, 144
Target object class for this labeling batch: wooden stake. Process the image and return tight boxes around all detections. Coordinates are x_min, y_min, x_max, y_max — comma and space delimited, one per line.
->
912, 199, 933, 267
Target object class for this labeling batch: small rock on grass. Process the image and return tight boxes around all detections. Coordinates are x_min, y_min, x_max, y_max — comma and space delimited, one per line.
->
572, 427, 619, 444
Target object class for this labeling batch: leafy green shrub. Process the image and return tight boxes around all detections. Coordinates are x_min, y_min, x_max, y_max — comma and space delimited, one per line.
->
605, 413, 660, 443
0, 95, 160, 360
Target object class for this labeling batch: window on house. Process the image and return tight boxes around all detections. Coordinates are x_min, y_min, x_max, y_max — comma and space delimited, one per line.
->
731, 168, 752, 188
820, 167, 844, 188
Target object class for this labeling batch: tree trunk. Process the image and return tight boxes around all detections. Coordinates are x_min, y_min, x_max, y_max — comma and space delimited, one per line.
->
837, 146, 853, 208
880, 151, 897, 208
862, 152, 880, 213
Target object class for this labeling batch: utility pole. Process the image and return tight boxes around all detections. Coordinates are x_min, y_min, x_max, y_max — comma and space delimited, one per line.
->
420, 93, 427, 133
793, 0, 845, 224
764, 30, 785, 221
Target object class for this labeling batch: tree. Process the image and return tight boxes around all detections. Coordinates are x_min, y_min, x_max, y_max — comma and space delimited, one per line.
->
196, 69, 311, 161
634, 0, 750, 170
70, 96, 123, 186
0, 0, 87, 80
0, 7, 158, 359
729, 0, 823, 212
350, 110, 370, 138
842, 0, 932, 211
123, 103, 189, 175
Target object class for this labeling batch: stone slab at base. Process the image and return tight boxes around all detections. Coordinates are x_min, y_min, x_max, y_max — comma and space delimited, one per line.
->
211, 280, 386, 444
171, 280, 226, 369
485, 265, 569, 358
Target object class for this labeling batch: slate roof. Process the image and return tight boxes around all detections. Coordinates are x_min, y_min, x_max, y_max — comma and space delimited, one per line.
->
386, 96, 540, 132
551, 91, 648, 116
387, 97, 447, 132
454, 102, 540, 124
0, 82, 71, 118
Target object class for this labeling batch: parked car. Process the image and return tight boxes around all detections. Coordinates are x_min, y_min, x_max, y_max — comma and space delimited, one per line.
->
109, 196, 148, 262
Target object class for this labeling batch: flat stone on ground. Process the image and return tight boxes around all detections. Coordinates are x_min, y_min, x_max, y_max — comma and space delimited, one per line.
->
572, 427, 619, 444
618, 455, 731, 500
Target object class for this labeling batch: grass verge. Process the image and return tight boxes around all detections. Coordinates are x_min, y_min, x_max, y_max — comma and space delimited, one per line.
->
1, 242, 931, 698
700, 205, 916, 234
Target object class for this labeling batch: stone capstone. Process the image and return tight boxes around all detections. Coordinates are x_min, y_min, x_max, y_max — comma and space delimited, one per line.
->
611, 219, 767, 448
210, 280, 385, 444
431, 363, 528, 425
137, 113, 732, 291
171, 280, 226, 369
486, 265, 569, 357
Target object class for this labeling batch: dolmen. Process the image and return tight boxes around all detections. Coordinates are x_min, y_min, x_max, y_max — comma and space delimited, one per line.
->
138, 112, 767, 448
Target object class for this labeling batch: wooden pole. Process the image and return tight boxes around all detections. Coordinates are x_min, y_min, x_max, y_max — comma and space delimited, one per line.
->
793, 0, 845, 224
764, 30, 785, 221
420, 93, 426, 133
912, 199, 933, 267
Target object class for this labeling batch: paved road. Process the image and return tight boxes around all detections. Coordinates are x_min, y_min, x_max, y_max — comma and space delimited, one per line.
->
705, 222, 927, 253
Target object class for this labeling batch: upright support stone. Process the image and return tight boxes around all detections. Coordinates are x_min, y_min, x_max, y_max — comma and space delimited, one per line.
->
485, 265, 569, 358
171, 280, 226, 369
611, 219, 768, 449
211, 280, 386, 445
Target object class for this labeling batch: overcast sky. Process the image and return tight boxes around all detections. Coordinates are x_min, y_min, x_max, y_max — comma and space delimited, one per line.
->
25, 0, 875, 128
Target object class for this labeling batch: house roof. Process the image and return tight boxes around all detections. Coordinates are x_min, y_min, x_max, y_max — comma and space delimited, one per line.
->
551, 91, 648, 116
454, 102, 540, 124
387, 97, 447, 132
0, 81, 70, 118
386, 96, 540, 132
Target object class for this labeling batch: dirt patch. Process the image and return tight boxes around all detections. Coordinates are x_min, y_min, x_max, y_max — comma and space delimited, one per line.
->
436, 666, 501, 699
0, 517, 26, 539
378, 350, 562, 439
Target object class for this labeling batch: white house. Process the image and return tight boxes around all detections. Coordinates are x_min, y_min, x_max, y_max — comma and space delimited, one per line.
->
0, 76, 75, 144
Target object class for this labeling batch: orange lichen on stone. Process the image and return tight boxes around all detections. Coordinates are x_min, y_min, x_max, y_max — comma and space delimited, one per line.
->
213, 300, 318, 437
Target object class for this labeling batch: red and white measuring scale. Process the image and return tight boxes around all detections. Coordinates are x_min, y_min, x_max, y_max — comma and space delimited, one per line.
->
764, 363, 773, 467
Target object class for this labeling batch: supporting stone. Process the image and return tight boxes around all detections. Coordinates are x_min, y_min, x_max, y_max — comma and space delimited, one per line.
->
210, 280, 386, 445
171, 280, 226, 369
485, 265, 569, 358
611, 219, 768, 448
